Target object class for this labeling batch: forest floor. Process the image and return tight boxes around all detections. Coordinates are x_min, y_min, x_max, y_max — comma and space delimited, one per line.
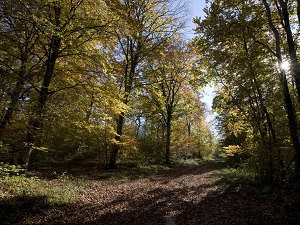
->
1, 160, 299, 224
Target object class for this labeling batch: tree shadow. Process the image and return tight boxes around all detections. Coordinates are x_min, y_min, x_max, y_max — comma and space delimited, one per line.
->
28, 160, 226, 181
0, 195, 51, 225
2, 160, 295, 225
175, 189, 289, 225
16, 169, 290, 225
21, 181, 292, 225
28, 161, 165, 181
149, 160, 227, 181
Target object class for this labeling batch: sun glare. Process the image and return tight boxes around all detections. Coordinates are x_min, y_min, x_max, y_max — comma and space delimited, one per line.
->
281, 60, 290, 71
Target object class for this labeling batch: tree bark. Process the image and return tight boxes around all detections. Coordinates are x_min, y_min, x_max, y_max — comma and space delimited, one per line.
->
297, 0, 300, 27
0, 54, 28, 130
264, 0, 300, 180
108, 112, 125, 169
165, 114, 172, 165
277, 0, 300, 105
0, 79, 24, 130
26, 31, 61, 167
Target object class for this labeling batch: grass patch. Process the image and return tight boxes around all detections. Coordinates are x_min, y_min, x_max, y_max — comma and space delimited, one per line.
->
0, 173, 86, 224
0, 175, 85, 204
214, 166, 261, 192
173, 158, 205, 167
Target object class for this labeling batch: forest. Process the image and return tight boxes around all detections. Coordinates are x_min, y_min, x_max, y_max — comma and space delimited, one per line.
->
1, 0, 300, 224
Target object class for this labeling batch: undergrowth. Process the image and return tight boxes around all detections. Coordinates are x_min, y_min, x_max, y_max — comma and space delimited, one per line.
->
214, 165, 300, 225
1, 175, 84, 203
0, 164, 88, 225
0, 163, 86, 206
214, 167, 260, 191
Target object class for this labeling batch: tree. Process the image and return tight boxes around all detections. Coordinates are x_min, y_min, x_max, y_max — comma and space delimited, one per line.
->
145, 38, 191, 164
105, 0, 187, 168
171, 85, 211, 159
0, 0, 109, 167
0, 0, 40, 131
193, 0, 298, 180
262, 0, 300, 180
273, 0, 300, 105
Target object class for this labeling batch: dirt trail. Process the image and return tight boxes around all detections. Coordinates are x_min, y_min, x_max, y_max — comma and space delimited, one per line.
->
29, 161, 287, 225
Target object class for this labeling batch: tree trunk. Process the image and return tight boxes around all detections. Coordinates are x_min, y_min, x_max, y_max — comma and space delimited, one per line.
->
25, 148, 33, 168
280, 70, 300, 179
165, 113, 172, 165
297, 0, 300, 27
0, 55, 27, 130
26, 35, 61, 168
278, 0, 300, 105
0, 79, 24, 130
108, 112, 125, 169
263, 0, 300, 180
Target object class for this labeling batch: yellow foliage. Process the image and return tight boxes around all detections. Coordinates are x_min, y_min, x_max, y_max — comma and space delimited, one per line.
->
223, 145, 241, 156
32, 146, 49, 152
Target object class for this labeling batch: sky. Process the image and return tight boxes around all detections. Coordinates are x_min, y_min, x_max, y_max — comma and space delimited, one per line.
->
186, 0, 206, 36
189, 0, 206, 16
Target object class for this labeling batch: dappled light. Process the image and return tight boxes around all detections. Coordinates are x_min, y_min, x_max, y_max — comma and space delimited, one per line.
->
1, 0, 300, 224
1, 161, 295, 225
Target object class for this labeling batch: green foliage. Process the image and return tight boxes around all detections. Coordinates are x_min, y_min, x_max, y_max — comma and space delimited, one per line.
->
0, 0, 213, 169
0, 172, 86, 225
215, 167, 261, 191
192, 0, 300, 182
0, 174, 84, 204
0, 163, 25, 177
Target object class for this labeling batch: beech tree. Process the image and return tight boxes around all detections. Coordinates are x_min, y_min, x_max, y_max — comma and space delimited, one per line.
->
262, 0, 300, 180
193, 0, 299, 180
146, 38, 191, 164
0, 0, 109, 166
105, 0, 187, 168
0, 0, 213, 168
0, 1, 40, 131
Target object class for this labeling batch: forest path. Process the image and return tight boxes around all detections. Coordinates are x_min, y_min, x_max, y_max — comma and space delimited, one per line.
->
30, 160, 286, 225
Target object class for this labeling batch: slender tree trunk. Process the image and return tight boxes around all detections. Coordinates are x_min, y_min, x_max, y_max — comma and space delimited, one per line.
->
104, 123, 108, 166
0, 79, 24, 130
86, 94, 94, 122
0, 55, 27, 130
264, 0, 300, 180
165, 112, 172, 165
297, 0, 300, 27
278, 0, 300, 105
186, 116, 191, 136
135, 116, 141, 138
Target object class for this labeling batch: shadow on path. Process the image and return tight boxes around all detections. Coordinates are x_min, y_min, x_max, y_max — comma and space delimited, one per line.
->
151, 160, 227, 180
1, 160, 294, 225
